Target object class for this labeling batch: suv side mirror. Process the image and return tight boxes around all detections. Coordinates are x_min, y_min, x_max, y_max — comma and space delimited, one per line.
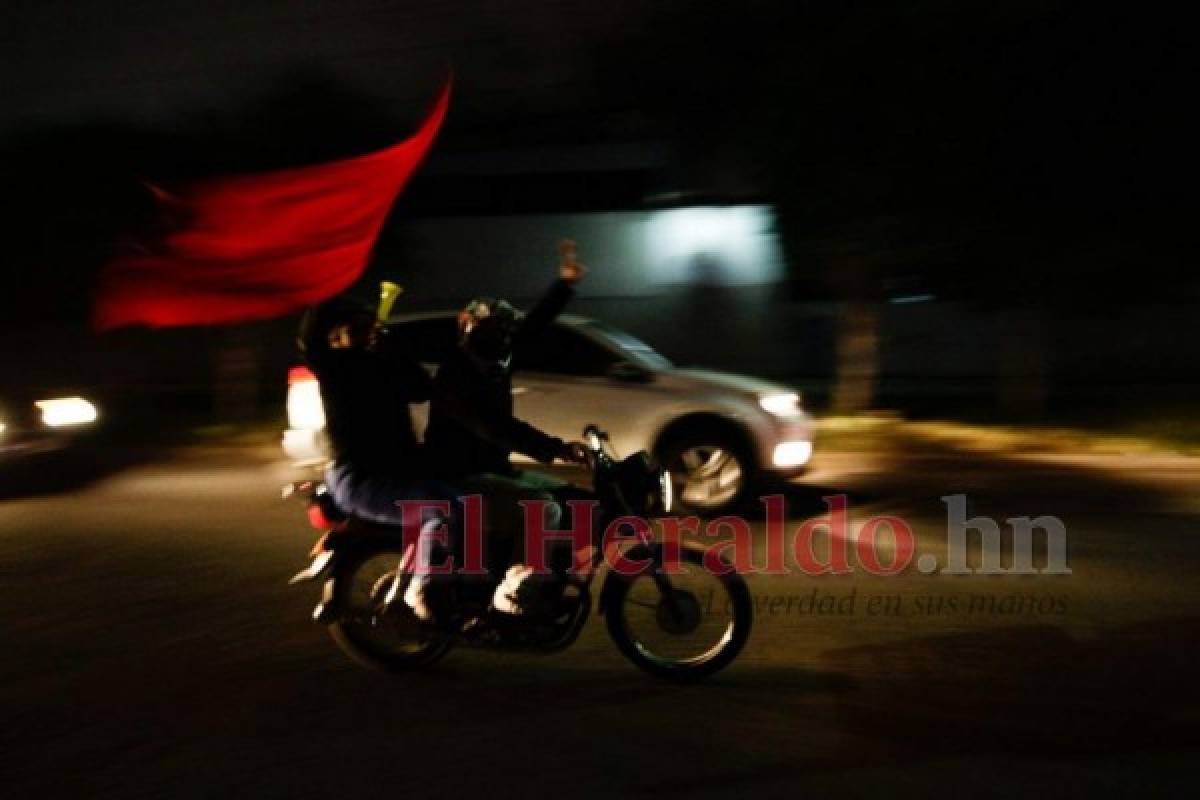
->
607, 360, 653, 383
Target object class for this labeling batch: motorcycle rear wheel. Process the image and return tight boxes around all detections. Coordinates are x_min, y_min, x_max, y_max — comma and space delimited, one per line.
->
605, 546, 752, 681
328, 549, 453, 673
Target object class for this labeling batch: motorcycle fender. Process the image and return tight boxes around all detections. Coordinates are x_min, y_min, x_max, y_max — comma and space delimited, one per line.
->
304, 535, 412, 625
288, 529, 393, 586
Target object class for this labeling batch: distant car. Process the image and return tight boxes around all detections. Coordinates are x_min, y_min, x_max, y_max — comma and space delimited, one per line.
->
0, 391, 100, 458
283, 313, 814, 514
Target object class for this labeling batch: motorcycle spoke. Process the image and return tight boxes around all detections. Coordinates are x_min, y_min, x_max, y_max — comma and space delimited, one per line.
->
341, 555, 437, 656
618, 570, 737, 667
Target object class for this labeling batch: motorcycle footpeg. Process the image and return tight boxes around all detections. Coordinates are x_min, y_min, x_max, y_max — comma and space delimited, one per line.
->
311, 601, 338, 624
311, 576, 340, 624
289, 551, 335, 585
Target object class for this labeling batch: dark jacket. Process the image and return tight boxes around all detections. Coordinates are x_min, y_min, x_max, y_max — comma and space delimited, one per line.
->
303, 320, 432, 477
425, 280, 574, 477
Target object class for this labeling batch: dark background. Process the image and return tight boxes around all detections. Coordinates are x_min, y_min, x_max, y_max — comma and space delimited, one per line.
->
4, 6, 1200, 796
1, 0, 1194, 426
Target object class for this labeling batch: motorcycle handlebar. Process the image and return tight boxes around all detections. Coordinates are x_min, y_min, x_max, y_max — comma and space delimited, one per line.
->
581, 425, 611, 472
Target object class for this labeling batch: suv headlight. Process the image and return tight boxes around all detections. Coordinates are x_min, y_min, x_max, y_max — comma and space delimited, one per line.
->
758, 392, 801, 416
36, 396, 98, 428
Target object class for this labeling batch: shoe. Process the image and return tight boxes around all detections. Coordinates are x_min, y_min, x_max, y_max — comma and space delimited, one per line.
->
403, 577, 434, 622
491, 564, 536, 615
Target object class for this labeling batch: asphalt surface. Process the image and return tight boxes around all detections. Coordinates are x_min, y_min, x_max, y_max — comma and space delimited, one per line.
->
2, 432, 1199, 798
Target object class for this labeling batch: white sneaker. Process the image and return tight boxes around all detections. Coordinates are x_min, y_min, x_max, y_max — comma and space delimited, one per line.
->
401, 518, 444, 622
403, 577, 434, 621
491, 564, 536, 615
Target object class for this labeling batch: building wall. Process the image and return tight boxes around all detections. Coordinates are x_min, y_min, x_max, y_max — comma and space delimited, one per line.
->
372, 205, 786, 303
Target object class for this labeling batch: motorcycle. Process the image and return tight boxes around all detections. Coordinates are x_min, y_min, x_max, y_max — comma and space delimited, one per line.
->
285, 426, 753, 681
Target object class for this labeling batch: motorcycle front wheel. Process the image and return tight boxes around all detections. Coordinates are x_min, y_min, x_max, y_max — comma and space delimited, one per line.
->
328, 549, 453, 673
605, 546, 752, 681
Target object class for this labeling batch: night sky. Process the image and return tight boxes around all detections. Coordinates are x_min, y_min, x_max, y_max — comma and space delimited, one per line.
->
3, 0, 655, 141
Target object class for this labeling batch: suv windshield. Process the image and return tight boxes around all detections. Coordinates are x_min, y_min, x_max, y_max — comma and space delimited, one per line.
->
391, 316, 673, 373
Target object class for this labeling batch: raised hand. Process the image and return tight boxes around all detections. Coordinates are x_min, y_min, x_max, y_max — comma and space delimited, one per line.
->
558, 239, 587, 286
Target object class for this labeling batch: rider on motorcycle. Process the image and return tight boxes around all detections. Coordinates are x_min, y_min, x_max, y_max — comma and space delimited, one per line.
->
424, 249, 590, 614
300, 297, 458, 621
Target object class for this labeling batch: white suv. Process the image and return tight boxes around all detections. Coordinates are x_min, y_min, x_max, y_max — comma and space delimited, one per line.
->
283, 313, 814, 514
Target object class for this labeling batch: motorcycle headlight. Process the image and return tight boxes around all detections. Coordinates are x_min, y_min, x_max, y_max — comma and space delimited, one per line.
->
35, 396, 98, 428
758, 392, 801, 416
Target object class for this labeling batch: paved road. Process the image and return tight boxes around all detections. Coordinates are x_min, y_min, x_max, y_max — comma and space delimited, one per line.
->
2, 434, 1198, 798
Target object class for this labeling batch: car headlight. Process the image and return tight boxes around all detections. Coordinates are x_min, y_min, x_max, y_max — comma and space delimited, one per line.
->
35, 396, 98, 428
773, 441, 813, 468
758, 392, 801, 416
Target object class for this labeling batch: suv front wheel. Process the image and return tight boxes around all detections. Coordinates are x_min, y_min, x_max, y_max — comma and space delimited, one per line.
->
657, 425, 754, 516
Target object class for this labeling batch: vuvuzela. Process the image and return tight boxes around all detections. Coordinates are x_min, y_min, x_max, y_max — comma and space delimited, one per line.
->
378, 281, 403, 322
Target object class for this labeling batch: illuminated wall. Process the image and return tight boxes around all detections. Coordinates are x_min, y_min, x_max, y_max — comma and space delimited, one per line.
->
640, 206, 784, 287
373, 204, 785, 302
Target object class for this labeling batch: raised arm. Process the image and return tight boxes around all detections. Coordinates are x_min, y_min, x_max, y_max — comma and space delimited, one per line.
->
515, 239, 586, 346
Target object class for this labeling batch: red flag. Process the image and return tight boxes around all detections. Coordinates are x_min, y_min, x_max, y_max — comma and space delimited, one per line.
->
93, 81, 450, 330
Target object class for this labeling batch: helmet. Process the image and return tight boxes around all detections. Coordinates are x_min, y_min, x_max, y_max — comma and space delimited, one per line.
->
458, 297, 522, 364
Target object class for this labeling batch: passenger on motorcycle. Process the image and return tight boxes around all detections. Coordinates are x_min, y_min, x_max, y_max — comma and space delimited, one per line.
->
300, 297, 458, 621
424, 249, 591, 614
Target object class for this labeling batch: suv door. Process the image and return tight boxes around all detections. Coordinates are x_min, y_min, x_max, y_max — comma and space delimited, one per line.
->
511, 323, 657, 458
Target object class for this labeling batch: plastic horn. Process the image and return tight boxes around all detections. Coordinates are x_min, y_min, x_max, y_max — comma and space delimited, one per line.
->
377, 281, 403, 323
